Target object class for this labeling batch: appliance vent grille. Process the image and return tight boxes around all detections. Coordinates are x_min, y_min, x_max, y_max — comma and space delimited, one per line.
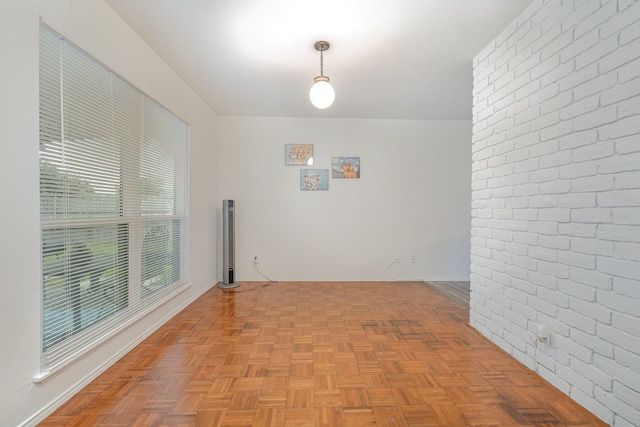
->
221, 199, 238, 288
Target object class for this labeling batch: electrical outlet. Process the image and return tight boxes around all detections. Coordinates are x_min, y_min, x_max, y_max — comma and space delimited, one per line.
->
410, 253, 416, 263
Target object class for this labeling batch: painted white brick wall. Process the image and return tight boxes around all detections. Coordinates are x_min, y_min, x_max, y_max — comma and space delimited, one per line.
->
471, 1, 640, 425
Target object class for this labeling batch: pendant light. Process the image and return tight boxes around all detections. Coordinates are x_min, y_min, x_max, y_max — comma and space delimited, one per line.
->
309, 41, 335, 109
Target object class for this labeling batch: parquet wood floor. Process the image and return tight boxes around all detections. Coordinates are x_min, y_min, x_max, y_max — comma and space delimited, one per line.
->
40, 281, 606, 426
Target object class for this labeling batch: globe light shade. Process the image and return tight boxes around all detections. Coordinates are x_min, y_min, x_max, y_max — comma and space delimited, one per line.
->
309, 76, 335, 109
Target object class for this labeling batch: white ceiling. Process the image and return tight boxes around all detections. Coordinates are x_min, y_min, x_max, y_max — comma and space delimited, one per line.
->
106, 0, 533, 120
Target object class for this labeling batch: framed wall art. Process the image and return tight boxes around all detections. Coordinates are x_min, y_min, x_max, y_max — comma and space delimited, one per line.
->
285, 144, 314, 165
300, 169, 329, 191
332, 157, 360, 178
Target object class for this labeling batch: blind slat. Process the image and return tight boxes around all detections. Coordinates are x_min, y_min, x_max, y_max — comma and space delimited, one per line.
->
38, 24, 189, 377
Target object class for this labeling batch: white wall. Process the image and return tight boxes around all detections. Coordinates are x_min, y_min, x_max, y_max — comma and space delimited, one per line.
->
471, 1, 640, 425
0, 1, 219, 426
219, 116, 471, 282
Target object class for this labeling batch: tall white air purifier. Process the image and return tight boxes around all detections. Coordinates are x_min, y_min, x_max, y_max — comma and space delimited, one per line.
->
220, 199, 239, 288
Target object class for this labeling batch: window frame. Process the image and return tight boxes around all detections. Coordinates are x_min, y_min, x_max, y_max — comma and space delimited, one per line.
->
37, 23, 190, 382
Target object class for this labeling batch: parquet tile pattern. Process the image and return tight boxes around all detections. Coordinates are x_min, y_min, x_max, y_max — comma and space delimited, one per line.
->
40, 281, 606, 426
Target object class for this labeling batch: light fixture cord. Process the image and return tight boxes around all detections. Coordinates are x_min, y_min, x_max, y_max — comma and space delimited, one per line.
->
320, 49, 324, 77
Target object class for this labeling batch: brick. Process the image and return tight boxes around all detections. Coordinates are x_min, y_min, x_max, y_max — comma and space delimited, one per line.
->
530, 168, 559, 183
598, 152, 640, 174
513, 130, 541, 149
527, 295, 559, 317
506, 146, 530, 163
558, 250, 596, 270
537, 259, 570, 279
541, 30, 574, 61
574, 72, 617, 101
593, 354, 640, 396
575, 33, 618, 70
558, 308, 596, 335
618, 95, 640, 119
559, 0, 600, 32
558, 63, 598, 91
557, 129, 598, 150
513, 80, 541, 105
529, 194, 558, 208
571, 175, 614, 192
571, 208, 612, 223
598, 224, 640, 243
540, 91, 573, 115
558, 278, 596, 301
600, 1, 640, 39
531, 53, 562, 81
620, 57, 640, 84
569, 328, 614, 359
512, 278, 538, 296
539, 150, 572, 168
600, 39, 640, 74
597, 323, 640, 353
614, 242, 640, 262
569, 297, 611, 324
558, 193, 596, 208
594, 378, 640, 425
612, 208, 640, 225
569, 267, 613, 290
514, 158, 539, 173
541, 59, 577, 90
528, 83, 559, 107
506, 122, 532, 140
529, 246, 557, 262
559, 222, 597, 238
487, 176, 506, 188
573, 1, 617, 38
501, 95, 524, 117
538, 287, 569, 308
555, 364, 595, 396
529, 221, 559, 235
571, 237, 614, 256
506, 196, 529, 209
539, 208, 571, 222
612, 312, 640, 339
560, 27, 598, 64
573, 106, 617, 132
600, 78, 640, 106
531, 15, 562, 53
493, 139, 513, 155
513, 209, 538, 221
598, 256, 640, 280
488, 154, 506, 167
530, 140, 559, 158
597, 189, 640, 207
620, 18, 640, 47
612, 379, 640, 419
539, 180, 571, 194
614, 171, 640, 189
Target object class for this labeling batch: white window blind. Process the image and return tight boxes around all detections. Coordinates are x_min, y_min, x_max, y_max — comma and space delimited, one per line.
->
38, 24, 189, 379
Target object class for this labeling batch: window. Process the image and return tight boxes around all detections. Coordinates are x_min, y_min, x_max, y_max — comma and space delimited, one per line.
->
38, 24, 189, 377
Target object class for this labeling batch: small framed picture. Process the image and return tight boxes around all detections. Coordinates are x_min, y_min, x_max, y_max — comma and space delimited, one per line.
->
285, 144, 314, 165
332, 157, 360, 179
300, 169, 329, 191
